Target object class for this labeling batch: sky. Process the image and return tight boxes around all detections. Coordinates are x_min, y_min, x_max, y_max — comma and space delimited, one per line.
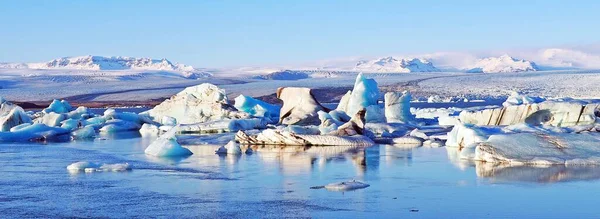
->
1, 0, 599, 67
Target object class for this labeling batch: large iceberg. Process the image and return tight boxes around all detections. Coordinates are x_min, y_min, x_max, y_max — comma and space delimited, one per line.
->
459, 100, 598, 127
384, 91, 414, 123
474, 133, 600, 165
144, 126, 193, 157
277, 87, 329, 125
0, 100, 32, 132
234, 95, 280, 119
337, 73, 380, 118
146, 83, 249, 124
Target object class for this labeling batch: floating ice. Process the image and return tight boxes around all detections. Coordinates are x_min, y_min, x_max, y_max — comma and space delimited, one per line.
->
311, 180, 370, 192
236, 129, 374, 146
161, 116, 177, 126
147, 83, 249, 124
42, 99, 72, 114
0, 103, 32, 132
144, 126, 193, 157
71, 126, 96, 139
67, 161, 131, 173
503, 91, 545, 107
60, 118, 81, 130
178, 118, 267, 133
99, 119, 141, 133
446, 123, 501, 148
459, 100, 598, 127
277, 87, 329, 125
215, 141, 242, 155
139, 123, 160, 136
384, 91, 414, 123
234, 95, 280, 119
474, 133, 600, 165
37, 112, 66, 127
337, 73, 380, 118
0, 123, 70, 142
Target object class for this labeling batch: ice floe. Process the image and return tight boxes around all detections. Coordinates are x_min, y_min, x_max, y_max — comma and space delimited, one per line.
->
144, 126, 193, 157
67, 161, 131, 173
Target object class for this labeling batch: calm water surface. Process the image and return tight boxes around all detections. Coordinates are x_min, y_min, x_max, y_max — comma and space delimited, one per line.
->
1, 132, 600, 218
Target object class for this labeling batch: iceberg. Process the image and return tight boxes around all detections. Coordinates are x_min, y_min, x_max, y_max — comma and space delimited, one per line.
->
446, 123, 501, 148
337, 73, 380, 118
147, 83, 249, 124
459, 100, 597, 127
99, 119, 141, 133
215, 141, 242, 155
0, 123, 70, 142
37, 112, 66, 127
235, 129, 374, 146
0, 103, 32, 132
42, 99, 72, 114
474, 133, 600, 165
234, 95, 280, 119
277, 87, 329, 125
139, 123, 160, 136
384, 91, 414, 123
503, 91, 545, 107
144, 126, 193, 157
67, 161, 131, 173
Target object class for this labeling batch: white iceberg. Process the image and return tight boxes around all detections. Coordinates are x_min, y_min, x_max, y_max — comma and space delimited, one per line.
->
0, 102, 32, 132
446, 123, 501, 148
146, 83, 249, 124
503, 91, 546, 107
474, 133, 600, 165
459, 100, 597, 127
277, 87, 329, 125
67, 161, 131, 173
37, 112, 66, 127
139, 123, 160, 136
384, 91, 414, 123
144, 126, 193, 157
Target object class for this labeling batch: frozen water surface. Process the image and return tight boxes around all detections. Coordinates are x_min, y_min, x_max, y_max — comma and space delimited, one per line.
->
2, 130, 600, 218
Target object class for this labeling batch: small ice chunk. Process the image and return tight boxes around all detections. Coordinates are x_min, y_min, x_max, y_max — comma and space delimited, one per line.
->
139, 123, 160, 136
144, 126, 193, 157
67, 161, 131, 173
99, 119, 141, 133
316, 180, 370, 192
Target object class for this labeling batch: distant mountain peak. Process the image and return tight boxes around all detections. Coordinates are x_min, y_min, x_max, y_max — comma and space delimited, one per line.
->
466, 55, 538, 73
354, 56, 440, 73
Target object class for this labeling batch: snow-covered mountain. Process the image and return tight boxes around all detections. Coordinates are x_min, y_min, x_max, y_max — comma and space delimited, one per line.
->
354, 57, 441, 73
466, 55, 538, 73
0, 55, 211, 78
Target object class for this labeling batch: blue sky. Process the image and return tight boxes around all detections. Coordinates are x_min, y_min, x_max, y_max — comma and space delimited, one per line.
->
1, 0, 599, 67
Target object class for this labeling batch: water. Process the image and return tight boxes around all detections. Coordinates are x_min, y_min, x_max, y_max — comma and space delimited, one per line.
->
2, 133, 600, 218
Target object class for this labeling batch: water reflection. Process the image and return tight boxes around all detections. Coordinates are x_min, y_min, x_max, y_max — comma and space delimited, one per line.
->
446, 147, 600, 183
476, 162, 600, 183
183, 143, 415, 176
